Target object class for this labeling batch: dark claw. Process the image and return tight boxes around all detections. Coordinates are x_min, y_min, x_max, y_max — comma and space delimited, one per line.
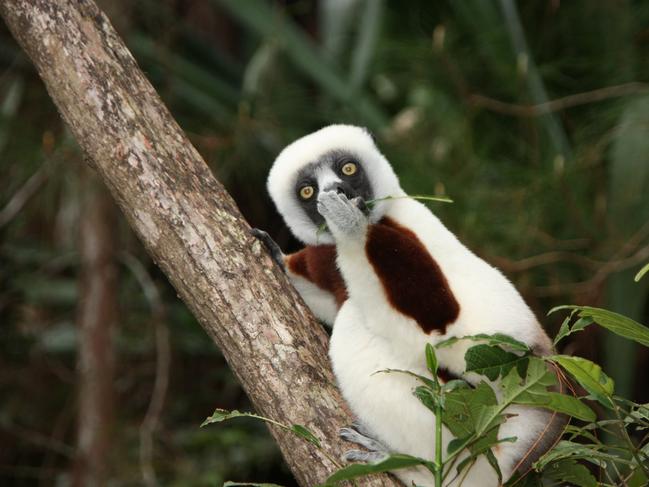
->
250, 228, 285, 271
352, 196, 369, 215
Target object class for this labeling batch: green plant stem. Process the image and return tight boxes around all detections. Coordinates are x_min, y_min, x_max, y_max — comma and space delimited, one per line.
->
435, 398, 443, 487
612, 403, 649, 479
367, 194, 454, 205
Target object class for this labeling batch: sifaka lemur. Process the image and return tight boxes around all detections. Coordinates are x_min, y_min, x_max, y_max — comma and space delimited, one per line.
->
253, 124, 565, 486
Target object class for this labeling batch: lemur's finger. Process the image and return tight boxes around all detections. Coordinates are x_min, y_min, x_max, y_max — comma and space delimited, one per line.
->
250, 228, 286, 271
342, 450, 389, 463
351, 420, 374, 438
339, 427, 386, 452
351, 196, 368, 214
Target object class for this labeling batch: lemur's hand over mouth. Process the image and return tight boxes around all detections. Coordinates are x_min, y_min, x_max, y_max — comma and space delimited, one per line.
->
317, 191, 368, 238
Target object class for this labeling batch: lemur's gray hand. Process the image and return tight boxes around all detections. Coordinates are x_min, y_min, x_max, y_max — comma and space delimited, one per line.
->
339, 423, 389, 463
317, 191, 367, 238
250, 228, 286, 271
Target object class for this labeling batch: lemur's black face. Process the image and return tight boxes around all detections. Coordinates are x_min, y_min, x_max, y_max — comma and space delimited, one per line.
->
294, 150, 373, 228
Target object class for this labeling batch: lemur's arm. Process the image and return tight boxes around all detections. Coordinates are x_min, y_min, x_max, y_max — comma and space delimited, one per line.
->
251, 229, 345, 326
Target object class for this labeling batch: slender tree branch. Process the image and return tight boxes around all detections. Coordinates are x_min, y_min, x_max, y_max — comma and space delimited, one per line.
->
0, 163, 48, 228
121, 252, 171, 487
469, 82, 649, 118
74, 171, 118, 487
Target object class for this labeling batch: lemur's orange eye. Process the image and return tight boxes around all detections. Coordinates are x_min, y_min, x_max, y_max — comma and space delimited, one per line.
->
341, 162, 357, 176
299, 185, 315, 200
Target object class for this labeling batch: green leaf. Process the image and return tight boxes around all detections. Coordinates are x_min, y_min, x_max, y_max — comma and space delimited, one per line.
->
202, 409, 323, 449
290, 424, 321, 447
549, 355, 615, 408
474, 405, 507, 437
464, 344, 528, 381
544, 393, 596, 422
543, 459, 598, 487
504, 470, 543, 486
625, 403, 649, 429
514, 390, 595, 422
414, 386, 440, 413
485, 448, 503, 484
437, 333, 530, 352
535, 440, 629, 470
443, 381, 498, 438
550, 306, 649, 348
202, 408, 260, 427
548, 306, 594, 345
451, 437, 515, 482
470, 358, 563, 435
554, 314, 595, 346
628, 466, 649, 487
635, 262, 649, 282
572, 317, 594, 335
447, 435, 472, 456
324, 454, 434, 484
443, 381, 505, 462
202, 409, 293, 431
425, 343, 439, 375
553, 314, 573, 346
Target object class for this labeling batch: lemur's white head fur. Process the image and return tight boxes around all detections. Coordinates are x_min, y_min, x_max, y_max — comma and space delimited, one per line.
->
267, 124, 404, 245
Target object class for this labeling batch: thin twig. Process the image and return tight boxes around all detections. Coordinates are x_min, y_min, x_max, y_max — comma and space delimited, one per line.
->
490, 251, 602, 273
121, 252, 170, 487
2, 423, 75, 458
0, 164, 48, 228
497, 220, 649, 297
534, 242, 649, 297
469, 82, 649, 118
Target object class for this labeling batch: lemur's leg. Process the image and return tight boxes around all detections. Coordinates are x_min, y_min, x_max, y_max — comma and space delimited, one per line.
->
339, 423, 389, 463
250, 228, 285, 271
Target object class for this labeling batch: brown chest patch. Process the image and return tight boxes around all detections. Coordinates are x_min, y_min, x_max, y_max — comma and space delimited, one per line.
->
365, 217, 460, 334
286, 245, 348, 306
437, 367, 461, 384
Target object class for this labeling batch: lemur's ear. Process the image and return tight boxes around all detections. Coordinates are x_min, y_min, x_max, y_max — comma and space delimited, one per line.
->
365, 129, 377, 143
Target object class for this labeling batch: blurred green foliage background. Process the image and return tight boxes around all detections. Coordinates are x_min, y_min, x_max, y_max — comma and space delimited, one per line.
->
1, 0, 648, 485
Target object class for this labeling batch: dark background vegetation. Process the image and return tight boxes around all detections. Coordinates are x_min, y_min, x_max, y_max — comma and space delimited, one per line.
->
1, 0, 648, 485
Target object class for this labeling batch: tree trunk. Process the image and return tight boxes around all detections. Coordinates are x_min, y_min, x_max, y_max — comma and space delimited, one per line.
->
0, 1, 397, 485
74, 171, 118, 487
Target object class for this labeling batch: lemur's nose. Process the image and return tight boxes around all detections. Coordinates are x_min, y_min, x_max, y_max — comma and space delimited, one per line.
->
325, 182, 354, 198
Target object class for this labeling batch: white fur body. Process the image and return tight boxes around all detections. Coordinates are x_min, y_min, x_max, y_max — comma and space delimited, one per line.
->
290, 274, 338, 325
267, 125, 555, 486
329, 197, 553, 485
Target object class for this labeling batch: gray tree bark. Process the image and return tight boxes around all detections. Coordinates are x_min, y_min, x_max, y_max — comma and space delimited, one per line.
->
0, 1, 397, 485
